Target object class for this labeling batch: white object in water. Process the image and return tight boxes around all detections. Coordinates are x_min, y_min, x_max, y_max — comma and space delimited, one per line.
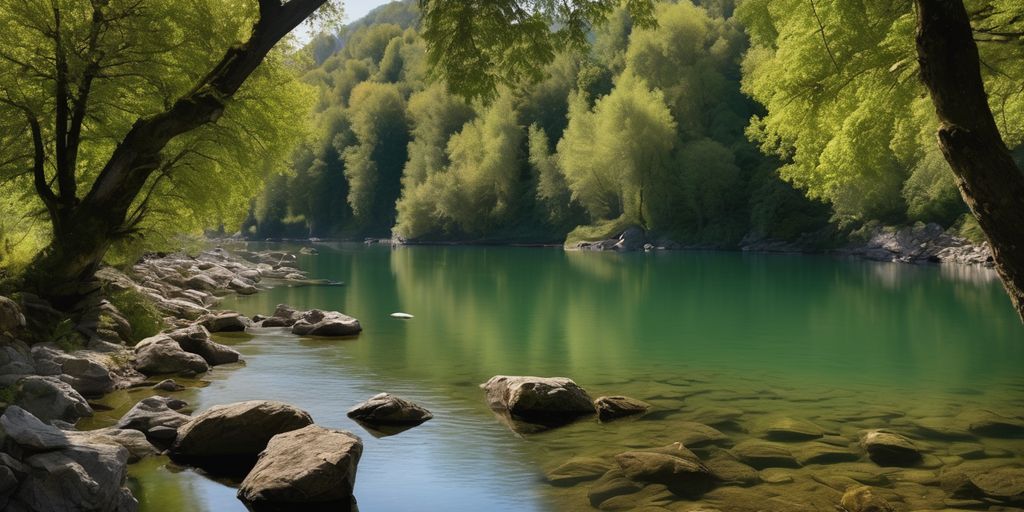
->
390, 312, 414, 319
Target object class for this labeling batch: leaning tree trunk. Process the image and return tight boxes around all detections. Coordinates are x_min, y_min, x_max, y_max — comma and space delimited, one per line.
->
915, 0, 1024, 322
24, 0, 328, 309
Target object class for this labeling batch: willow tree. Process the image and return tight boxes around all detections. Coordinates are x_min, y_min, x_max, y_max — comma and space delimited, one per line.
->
0, 0, 338, 306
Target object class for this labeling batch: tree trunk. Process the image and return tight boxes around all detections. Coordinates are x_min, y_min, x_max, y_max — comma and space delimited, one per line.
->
24, 0, 327, 308
914, 0, 1024, 322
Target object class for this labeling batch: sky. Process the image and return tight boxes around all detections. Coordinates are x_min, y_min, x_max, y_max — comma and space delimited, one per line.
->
343, 0, 395, 23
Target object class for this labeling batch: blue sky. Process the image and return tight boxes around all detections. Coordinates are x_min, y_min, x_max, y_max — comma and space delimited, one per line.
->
343, 0, 395, 23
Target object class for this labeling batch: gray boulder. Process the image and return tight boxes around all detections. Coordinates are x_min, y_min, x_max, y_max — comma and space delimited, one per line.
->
0, 339, 34, 377
0, 405, 70, 451
12, 376, 93, 424
32, 345, 116, 396
198, 312, 252, 333
594, 396, 650, 421
153, 379, 185, 392
290, 309, 362, 337
67, 428, 159, 463
115, 396, 190, 438
237, 425, 362, 512
346, 393, 433, 426
170, 400, 313, 474
12, 441, 136, 512
166, 325, 240, 365
481, 375, 595, 424
133, 335, 209, 376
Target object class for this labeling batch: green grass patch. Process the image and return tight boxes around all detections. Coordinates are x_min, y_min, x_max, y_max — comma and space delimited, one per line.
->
564, 216, 635, 248
107, 288, 164, 343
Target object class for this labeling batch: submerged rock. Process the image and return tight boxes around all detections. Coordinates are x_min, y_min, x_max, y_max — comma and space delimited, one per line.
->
860, 430, 922, 467
481, 375, 595, 426
676, 421, 732, 448
730, 440, 799, 470
587, 469, 643, 508
346, 393, 432, 426
237, 425, 362, 512
840, 485, 895, 512
759, 416, 825, 441
545, 457, 615, 487
614, 450, 716, 497
170, 400, 313, 475
594, 395, 650, 421
290, 309, 362, 337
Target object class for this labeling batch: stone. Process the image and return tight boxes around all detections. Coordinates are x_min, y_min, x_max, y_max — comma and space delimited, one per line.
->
67, 428, 159, 463
860, 430, 922, 467
959, 409, 1024, 438
166, 325, 240, 365
170, 400, 314, 474
12, 440, 135, 512
13, 376, 93, 424
546, 457, 615, 487
588, 469, 644, 508
148, 426, 179, 443
32, 346, 116, 396
840, 485, 895, 512
595, 396, 650, 421
676, 422, 732, 449
795, 442, 860, 465
0, 296, 26, 334
0, 339, 34, 376
0, 405, 70, 451
133, 335, 209, 375
153, 379, 185, 391
198, 312, 252, 333
481, 375, 595, 424
759, 416, 825, 441
702, 457, 760, 487
290, 309, 362, 337
237, 425, 362, 512
115, 396, 191, 437
730, 440, 799, 470
346, 393, 433, 426
615, 450, 716, 497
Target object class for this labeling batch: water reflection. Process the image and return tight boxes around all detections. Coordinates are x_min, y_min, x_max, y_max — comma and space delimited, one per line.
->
104, 243, 1024, 512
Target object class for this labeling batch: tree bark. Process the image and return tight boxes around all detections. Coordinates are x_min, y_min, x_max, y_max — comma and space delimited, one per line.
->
914, 0, 1024, 322
25, 0, 327, 308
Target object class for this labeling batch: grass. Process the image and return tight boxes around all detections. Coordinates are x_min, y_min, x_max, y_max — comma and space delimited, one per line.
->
107, 287, 164, 343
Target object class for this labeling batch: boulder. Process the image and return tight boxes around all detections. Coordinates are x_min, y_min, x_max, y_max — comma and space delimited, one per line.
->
546, 457, 615, 487
133, 335, 209, 376
346, 393, 432, 426
481, 375, 595, 425
594, 396, 650, 421
32, 346, 116, 396
115, 396, 190, 438
258, 304, 300, 327
237, 425, 362, 512
614, 450, 716, 497
12, 441, 136, 512
840, 485, 895, 512
153, 379, 185, 392
0, 296, 25, 334
66, 428, 159, 463
0, 405, 70, 451
166, 325, 240, 365
290, 309, 362, 337
229, 278, 258, 295
860, 430, 922, 467
198, 312, 252, 333
0, 339, 34, 377
12, 376, 93, 424
170, 400, 313, 474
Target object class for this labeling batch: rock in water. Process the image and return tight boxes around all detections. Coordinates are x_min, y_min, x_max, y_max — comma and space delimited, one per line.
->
481, 375, 595, 425
133, 336, 209, 376
237, 425, 362, 512
860, 430, 922, 467
197, 311, 252, 333
115, 396, 191, 441
614, 450, 716, 497
290, 310, 362, 337
840, 485, 895, 512
594, 396, 650, 421
170, 400, 313, 475
390, 312, 413, 319
347, 393, 432, 426
166, 325, 240, 365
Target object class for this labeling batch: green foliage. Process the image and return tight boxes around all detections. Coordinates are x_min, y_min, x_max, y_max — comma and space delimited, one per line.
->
107, 288, 164, 343
737, 0, 1024, 225
50, 319, 83, 352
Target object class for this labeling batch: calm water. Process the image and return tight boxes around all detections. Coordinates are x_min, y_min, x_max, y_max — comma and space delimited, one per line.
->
92, 244, 1024, 511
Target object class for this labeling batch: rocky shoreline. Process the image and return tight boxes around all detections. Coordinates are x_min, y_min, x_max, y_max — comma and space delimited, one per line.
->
0, 247, 365, 511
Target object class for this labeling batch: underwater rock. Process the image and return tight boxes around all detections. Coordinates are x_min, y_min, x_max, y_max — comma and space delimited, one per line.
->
840, 485, 895, 512
615, 450, 716, 497
594, 396, 650, 421
546, 457, 615, 487
860, 430, 922, 467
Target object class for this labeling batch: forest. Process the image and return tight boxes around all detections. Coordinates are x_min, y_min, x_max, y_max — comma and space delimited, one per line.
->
234, 0, 1022, 251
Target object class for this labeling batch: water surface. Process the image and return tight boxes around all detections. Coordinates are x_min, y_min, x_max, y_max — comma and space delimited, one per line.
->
94, 244, 1024, 511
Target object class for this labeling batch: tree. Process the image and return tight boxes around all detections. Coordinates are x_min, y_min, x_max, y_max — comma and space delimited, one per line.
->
914, 0, 1024, 321
0, 0, 339, 306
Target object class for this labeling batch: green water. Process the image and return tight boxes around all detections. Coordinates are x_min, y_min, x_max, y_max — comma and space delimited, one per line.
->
96, 244, 1024, 511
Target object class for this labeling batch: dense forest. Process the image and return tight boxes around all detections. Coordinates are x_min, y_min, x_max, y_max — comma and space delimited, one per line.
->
239, 0, 1020, 249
